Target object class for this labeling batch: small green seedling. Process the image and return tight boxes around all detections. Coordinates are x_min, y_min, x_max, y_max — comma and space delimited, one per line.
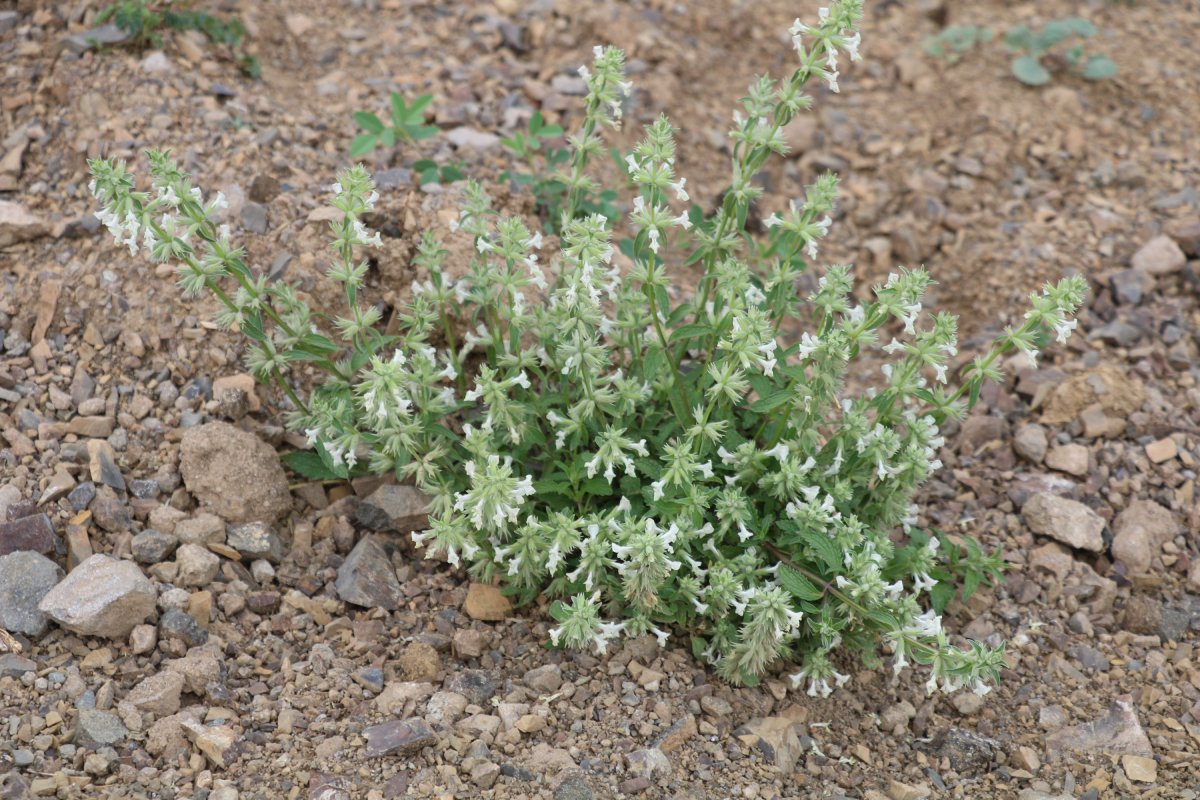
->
923, 25, 993, 64
350, 93, 439, 158
412, 159, 466, 186
1003, 18, 1116, 86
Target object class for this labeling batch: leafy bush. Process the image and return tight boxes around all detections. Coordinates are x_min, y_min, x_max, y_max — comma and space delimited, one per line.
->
349, 92, 438, 158
1004, 18, 1117, 85
88, 0, 1087, 694
95, 0, 259, 77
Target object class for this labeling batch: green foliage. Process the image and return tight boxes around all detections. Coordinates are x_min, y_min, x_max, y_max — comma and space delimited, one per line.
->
350, 93, 439, 158
1003, 17, 1116, 86
95, 0, 259, 77
922, 25, 993, 64
89, 0, 1089, 697
501, 111, 619, 234
412, 159, 466, 187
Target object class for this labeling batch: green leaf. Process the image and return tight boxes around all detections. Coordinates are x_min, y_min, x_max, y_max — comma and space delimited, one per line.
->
750, 389, 792, 413
1081, 54, 1117, 80
1003, 25, 1033, 52
408, 93, 434, 115
380, 127, 397, 148
799, 530, 843, 574
354, 111, 384, 134
778, 565, 824, 601
1012, 56, 1051, 86
282, 450, 341, 481
349, 134, 377, 157
669, 323, 711, 343
582, 477, 614, 497
929, 582, 955, 614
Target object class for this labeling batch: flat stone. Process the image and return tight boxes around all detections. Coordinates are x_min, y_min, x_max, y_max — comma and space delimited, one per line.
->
446, 127, 501, 151
67, 416, 114, 438
126, 671, 185, 717
888, 781, 931, 800
356, 484, 431, 533
363, 718, 437, 757
0, 653, 36, 677
733, 717, 804, 772
1012, 424, 1047, 463
1122, 754, 1156, 783
1145, 438, 1177, 463
1131, 234, 1185, 275
0, 551, 63, 636
1022, 493, 1104, 552
76, 708, 127, 747
0, 200, 47, 247
1044, 443, 1089, 477
0, 512, 55, 556
179, 422, 292, 523
241, 201, 268, 234
67, 482, 97, 512
1045, 694, 1152, 756
335, 535, 401, 610
87, 439, 125, 493
132, 529, 179, 563
175, 513, 225, 546
225, 521, 283, 563
37, 554, 156, 639
60, 23, 129, 53
463, 582, 512, 621
443, 670, 497, 705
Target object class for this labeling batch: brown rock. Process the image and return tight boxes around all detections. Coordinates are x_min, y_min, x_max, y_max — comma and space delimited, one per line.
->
363, 718, 437, 757
1045, 443, 1089, 477
1040, 366, 1144, 426
179, 422, 291, 523
733, 717, 804, 772
212, 373, 260, 412
1131, 234, 1185, 275
0, 200, 46, 248
396, 642, 440, 682
1111, 499, 1178, 575
463, 582, 512, 621
1144, 438, 1177, 463
1022, 493, 1104, 552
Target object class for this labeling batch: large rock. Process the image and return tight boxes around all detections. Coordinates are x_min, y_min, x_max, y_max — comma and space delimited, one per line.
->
0, 512, 56, 556
1045, 694, 1152, 757
179, 422, 291, 522
356, 484, 431, 533
0, 551, 64, 636
37, 554, 156, 638
1111, 499, 1178, 575
1022, 493, 1104, 552
126, 671, 185, 717
335, 535, 402, 610
225, 521, 284, 563
1131, 234, 1185, 275
733, 717, 805, 773
0, 201, 46, 248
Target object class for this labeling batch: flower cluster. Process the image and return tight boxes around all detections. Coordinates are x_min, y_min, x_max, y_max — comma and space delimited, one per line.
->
90, 0, 1088, 696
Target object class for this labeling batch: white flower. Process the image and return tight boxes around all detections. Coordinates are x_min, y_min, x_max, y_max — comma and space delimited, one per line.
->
764, 213, 783, 229
671, 177, 688, 202
843, 32, 862, 62
1053, 318, 1077, 343
912, 572, 937, 594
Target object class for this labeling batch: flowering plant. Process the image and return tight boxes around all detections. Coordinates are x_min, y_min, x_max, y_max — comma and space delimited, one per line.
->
89, 0, 1086, 694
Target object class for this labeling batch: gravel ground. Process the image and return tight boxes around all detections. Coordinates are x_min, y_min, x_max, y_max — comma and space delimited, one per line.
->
2, 0, 1200, 797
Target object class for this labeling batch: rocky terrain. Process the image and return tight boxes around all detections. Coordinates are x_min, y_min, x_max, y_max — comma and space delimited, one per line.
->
2, 0, 1200, 798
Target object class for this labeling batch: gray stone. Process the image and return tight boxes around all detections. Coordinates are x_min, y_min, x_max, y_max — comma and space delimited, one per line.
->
443, 670, 498, 705
160, 608, 208, 648
1109, 269, 1152, 305
0, 653, 36, 677
0, 11, 18, 35
362, 718, 437, 757
0, 551, 63, 636
524, 664, 563, 693
933, 727, 999, 773
356, 484, 430, 533
37, 554, 156, 639
0, 512, 55, 556
1022, 493, 1104, 552
0, 201, 45, 249
1158, 607, 1190, 642
76, 708, 127, 748
335, 535, 401, 610
1045, 694, 1152, 756
180, 422, 292, 523
225, 521, 284, 563
733, 717, 804, 772
625, 747, 671, 779
132, 529, 179, 563
553, 774, 594, 800
446, 127, 501, 151
174, 513, 225, 546
89, 488, 131, 533
68, 482, 97, 512
60, 23, 130, 54
241, 201, 268, 234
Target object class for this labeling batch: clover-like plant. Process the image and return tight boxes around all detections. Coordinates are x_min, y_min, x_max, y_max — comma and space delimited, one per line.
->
95, 0, 260, 77
1004, 17, 1117, 86
350, 92, 439, 158
923, 25, 994, 64
89, 0, 1087, 695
